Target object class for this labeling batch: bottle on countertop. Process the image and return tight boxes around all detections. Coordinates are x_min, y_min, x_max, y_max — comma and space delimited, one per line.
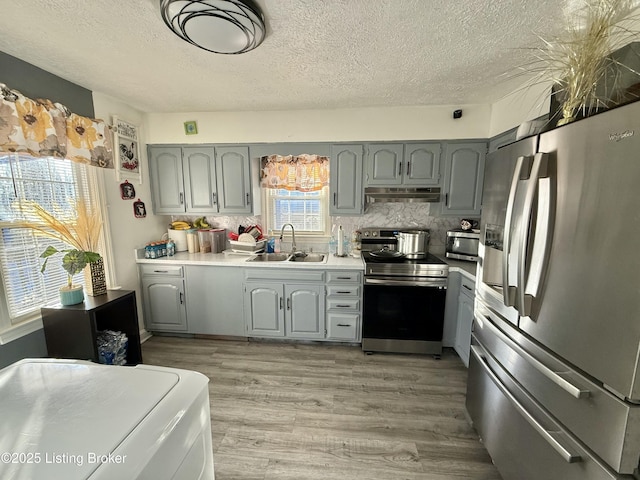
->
167, 239, 175, 256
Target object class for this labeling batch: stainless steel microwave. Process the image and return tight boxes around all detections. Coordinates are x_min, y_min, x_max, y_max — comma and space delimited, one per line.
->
446, 229, 479, 262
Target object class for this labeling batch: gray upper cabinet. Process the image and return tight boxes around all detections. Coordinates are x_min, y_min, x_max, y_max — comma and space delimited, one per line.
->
440, 142, 486, 217
215, 146, 252, 215
183, 146, 217, 212
403, 143, 441, 185
365, 143, 441, 187
330, 144, 363, 215
148, 145, 252, 215
365, 144, 404, 185
148, 146, 185, 214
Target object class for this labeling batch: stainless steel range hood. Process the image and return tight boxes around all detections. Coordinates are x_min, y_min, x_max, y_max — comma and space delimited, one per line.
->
364, 187, 441, 204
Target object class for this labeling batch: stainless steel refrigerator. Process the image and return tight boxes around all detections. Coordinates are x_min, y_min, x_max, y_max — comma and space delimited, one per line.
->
467, 99, 640, 480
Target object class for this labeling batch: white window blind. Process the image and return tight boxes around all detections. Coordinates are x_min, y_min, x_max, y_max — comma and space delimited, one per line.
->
0, 153, 96, 323
263, 187, 330, 237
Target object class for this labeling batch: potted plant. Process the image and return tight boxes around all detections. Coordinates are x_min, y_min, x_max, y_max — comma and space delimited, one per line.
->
17, 200, 103, 305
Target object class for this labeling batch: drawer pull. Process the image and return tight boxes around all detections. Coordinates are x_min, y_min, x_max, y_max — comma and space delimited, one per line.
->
153, 270, 170, 273
470, 345, 582, 464
336, 290, 351, 294
336, 304, 351, 308
462, 284, 473, 291
336, 276, 351, 280
336, 323, 351, 327
477, 309, 590, 399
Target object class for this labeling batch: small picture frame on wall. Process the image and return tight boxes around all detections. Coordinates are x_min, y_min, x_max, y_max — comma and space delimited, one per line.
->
184, 120, 198, 135
120, 180, 135, 200
113, 116, 142, 184
133, 198, 147, 218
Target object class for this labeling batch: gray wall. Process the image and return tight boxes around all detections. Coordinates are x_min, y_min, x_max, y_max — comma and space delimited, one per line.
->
1, 50, 96, 366
0, 50, 94, 117
0, 330, 47, 368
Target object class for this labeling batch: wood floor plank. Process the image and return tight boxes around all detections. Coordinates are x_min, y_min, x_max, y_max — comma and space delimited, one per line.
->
142, 337, 501, 480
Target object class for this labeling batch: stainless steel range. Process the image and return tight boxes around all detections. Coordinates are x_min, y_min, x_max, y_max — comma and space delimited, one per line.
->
359, 227, 449, 356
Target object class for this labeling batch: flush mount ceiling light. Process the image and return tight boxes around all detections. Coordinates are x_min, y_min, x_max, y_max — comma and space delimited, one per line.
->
160, 0, 266, 54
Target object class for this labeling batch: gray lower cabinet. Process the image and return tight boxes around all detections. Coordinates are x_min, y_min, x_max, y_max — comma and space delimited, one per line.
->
140, 265, 187, 332
243, 269, 326, 340
330, 144, 363, 215
325, 270, 362, 341
441, 142, 487, 216
148, 145, 252, 215
442, 271, 461, 348
443, 271, 476, 366
184, 265, 245, 336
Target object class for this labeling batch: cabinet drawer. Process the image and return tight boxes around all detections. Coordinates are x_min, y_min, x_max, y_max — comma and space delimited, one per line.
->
327, 271, 362, 284
327, 285, 360, 296
460, 275, 475, 298
140, 264, 183, 277
327, 313, 359, 341
244, 269, 325, 282
327, 298, 360, 310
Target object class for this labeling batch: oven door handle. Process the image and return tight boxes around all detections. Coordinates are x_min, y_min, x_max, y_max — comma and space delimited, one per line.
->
364, 278, 446, 288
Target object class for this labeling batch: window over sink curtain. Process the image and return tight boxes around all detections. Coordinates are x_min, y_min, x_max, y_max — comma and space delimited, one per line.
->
260, 154, 331, 237
0, 83, 114, 168
260, 154, 329, 192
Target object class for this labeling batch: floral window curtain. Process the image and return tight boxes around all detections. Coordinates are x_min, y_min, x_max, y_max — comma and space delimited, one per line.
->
0, 83, 114, 168
260, 154, 329, 191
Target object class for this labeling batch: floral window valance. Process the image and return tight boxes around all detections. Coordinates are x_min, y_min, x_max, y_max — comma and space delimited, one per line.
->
260, 154, 329, 192
0, 83, 114, 168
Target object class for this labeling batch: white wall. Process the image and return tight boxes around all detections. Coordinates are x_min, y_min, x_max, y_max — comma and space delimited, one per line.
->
489, 80, 553, 137
146, 104, 493, 144
92, 92, 168, 329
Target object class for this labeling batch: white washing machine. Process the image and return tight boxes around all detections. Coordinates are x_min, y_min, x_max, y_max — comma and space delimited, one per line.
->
0, 358, 214, 479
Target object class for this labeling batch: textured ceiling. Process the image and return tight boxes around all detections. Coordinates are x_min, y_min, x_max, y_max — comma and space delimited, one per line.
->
0, 0, 573, 113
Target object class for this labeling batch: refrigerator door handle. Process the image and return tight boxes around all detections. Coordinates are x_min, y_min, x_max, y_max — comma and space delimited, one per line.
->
503, 155, 531, 308
476, 308, 591, 399
470, 345, 583, 464
518, 152, 551, 317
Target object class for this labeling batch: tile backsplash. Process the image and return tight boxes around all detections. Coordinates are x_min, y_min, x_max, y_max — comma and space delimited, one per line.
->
172, 202, 464, 254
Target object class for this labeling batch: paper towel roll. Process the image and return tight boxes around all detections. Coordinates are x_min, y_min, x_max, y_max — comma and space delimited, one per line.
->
337, 226, 344, 256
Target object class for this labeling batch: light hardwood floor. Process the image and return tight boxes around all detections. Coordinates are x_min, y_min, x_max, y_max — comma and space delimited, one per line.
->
142, 337, 502, 480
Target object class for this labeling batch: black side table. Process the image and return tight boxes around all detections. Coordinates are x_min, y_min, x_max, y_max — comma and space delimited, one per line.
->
41, 289, 143, 365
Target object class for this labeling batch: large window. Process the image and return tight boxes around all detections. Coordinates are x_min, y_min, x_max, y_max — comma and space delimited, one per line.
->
0, 153, 98, 325
262, 187, 330, 237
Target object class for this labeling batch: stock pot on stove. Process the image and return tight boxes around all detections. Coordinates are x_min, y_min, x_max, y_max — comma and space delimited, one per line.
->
395, 230, 430, 258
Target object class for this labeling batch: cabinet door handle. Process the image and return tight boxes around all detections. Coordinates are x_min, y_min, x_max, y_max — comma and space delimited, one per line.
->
407, 160, 411, 176
279, 297, 284, 310
212, 192, 217, 205
179, 292, 184, 304
333, 192, 337, 206
462, 284, 473, 291
286, 298, 291, 310
445, 193, 449, 206
398, 161, 402, 176
246, 193, 250, 205
179, 192, 184, 205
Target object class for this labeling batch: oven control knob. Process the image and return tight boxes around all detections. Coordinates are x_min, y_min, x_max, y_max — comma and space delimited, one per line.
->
372, 232, 378, 237
363, 232, 370, 237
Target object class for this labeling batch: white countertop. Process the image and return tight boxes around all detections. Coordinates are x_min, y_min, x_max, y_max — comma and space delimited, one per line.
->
136, 250, 364, 270
434, 254, 478, 280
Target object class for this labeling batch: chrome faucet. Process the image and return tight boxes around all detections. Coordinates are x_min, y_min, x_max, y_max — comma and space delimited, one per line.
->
280, 223, 297, 254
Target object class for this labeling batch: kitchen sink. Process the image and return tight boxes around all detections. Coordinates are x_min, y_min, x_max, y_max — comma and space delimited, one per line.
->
288, 253, 326, 263
246, 253, 290, 262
